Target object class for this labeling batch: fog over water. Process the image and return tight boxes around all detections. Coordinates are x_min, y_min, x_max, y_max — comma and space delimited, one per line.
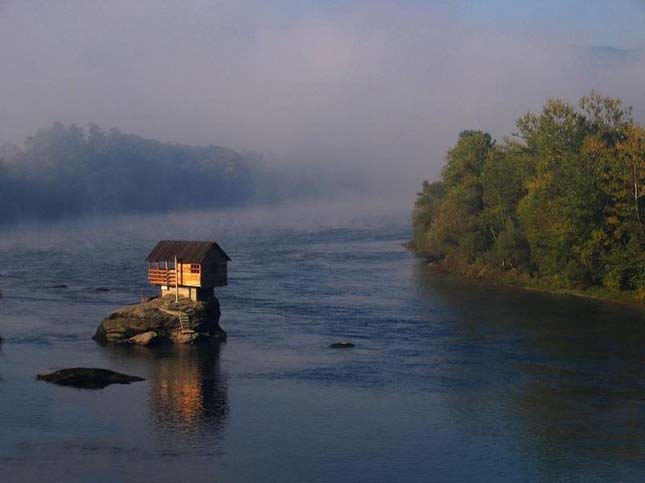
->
1, 0, 644, 196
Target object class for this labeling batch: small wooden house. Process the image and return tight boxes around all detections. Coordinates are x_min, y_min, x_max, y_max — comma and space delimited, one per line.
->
146, 240, 231, 301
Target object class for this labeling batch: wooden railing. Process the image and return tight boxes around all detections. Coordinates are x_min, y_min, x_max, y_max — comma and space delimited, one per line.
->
148, 268, 177, 286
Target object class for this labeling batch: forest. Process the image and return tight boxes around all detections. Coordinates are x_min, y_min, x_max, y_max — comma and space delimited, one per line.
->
411, 93, 644, 302
0, 122, 256, 223
0, 122, 359, 225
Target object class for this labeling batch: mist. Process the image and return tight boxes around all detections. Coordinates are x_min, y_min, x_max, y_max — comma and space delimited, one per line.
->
1, 0, 644, 200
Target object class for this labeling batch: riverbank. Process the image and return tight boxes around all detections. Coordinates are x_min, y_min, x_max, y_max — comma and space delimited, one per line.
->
410, 249, 644, 306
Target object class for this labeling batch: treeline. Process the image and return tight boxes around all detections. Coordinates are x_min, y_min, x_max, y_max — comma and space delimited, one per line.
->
412, 93, 644, 300
0, 122, 256, 222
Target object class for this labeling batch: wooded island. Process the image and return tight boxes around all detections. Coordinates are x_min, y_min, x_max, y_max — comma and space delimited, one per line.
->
411, 93, 644, 303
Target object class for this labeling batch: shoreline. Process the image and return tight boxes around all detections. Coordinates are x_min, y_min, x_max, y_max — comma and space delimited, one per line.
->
407, 245, 644, 308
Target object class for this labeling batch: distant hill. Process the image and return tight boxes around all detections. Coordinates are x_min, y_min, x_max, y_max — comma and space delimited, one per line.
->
579, 45, 644, 65
0, 122, 256, 222
0, 122, 363, 224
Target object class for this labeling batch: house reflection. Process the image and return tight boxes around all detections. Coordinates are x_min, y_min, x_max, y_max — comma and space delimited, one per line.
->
104, 339, 229, 445
149, 344, 227, 435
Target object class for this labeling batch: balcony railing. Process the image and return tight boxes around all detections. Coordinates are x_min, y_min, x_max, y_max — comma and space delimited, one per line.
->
148, 268, 177, 286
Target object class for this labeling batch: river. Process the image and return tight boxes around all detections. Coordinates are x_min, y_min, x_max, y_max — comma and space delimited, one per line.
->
0, 200, 643, 482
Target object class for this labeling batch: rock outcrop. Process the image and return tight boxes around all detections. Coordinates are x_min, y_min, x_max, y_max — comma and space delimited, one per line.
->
37, 368, 145, 389
93, 296, 226, 345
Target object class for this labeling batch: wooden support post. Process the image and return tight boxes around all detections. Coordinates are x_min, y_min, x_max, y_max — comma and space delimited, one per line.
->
175, 255, 179, 302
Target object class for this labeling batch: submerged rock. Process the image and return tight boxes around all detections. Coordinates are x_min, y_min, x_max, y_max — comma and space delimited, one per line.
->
94, 296, 226, 345
37, 368, 145, 389
329, 342, 355, 349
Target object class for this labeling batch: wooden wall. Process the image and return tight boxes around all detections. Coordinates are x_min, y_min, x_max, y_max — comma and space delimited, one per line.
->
177, 263, 202, 287
201, 256, 228, 287
148, 248, 228, 288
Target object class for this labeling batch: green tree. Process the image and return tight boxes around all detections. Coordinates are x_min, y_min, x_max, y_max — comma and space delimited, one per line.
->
481, 145, 533, 269
428, 130, 496, 261
516, 95, 632, 285
412, 180, 445, 253
411, 92, 643, 301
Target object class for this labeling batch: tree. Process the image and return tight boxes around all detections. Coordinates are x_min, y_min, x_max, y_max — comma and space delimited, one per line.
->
0, 122, 257, 223
616, 124, 644, 234
411, 92, 643, 299
412, 180, 445, 253
481, 145, 533, 269
424, 130, 496, 261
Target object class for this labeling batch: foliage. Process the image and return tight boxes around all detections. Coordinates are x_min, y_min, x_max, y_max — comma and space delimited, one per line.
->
411, 180, 445, 253
0, 122, 256, 223
412, 93, 644, 300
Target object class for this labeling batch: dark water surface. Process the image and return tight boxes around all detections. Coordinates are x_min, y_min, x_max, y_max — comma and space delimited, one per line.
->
0, 201, 643, 482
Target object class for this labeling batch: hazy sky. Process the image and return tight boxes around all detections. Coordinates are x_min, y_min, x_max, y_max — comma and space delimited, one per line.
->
1, 0, 644, 194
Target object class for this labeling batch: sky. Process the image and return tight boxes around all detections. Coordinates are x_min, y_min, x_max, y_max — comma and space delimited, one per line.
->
0, 0, 644, 195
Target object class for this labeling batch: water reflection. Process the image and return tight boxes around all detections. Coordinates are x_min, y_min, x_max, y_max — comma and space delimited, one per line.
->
110, 343, 228, 447
413, 262, 645, 471
148, 344, 228, 437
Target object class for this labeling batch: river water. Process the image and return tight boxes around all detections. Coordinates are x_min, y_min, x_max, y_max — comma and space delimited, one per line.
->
0, 200, 643, 482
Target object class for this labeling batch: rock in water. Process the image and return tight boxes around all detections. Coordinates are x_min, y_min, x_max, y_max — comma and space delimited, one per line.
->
37, 368, 145, 389
329, 342, 355, 349
128, 331, 158, 345
174, 332, 201, 344
94, 296, 226, 345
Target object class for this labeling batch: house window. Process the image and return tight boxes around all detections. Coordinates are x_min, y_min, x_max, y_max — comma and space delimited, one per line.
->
190, 264, 200, 274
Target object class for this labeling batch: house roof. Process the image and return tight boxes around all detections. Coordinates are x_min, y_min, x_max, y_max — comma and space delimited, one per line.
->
146, 240, 231, 263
